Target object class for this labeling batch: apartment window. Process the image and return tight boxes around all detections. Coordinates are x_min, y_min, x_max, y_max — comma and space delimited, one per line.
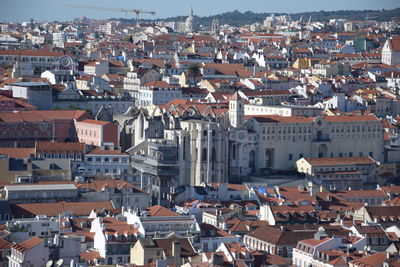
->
96, 157, 101, 162
288, 154, 293, 161
369, 152, 373, 157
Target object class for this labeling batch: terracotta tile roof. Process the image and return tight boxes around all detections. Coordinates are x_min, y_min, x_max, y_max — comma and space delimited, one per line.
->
0, 49, 71, 57
246, 225, 315, 245
182, 199, 222, 209
77, 119, 110, 126
300, 237, 331, 246
200, 223, 234, 238
254, 253, 292, 266
365, 206, 400, 219
154, 238, 197, 258
207, 183, 248, 192
327, 256, 348, 266
0, 238, 12, 250
36, 142, 84, 154
304, 156, 375, 166
221, 200, 259, 209
0, 95, 35, 109
75, 179, 144, 194
11, 201, 114, 217
334, 189, 388, 198
102, 217, 139, 241
385, 197, 400, 206
350, 252, 387, 267
80, 251, 103, 262
275, 186, 317, 205
144, 81, 175, 88
228, 220, 267, 233
12, 237, 42, 252
0, 110, 87, 123
0, 147, 35, 159
246, 115, 315, 123
388, 38, 400, 51
380, 186, 400, 196
323, 115, 379, 122
145, 205, 180, 217
87, 148, 127, 155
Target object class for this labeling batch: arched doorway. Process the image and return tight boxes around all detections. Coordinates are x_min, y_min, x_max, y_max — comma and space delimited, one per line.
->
318, 144, 328, 158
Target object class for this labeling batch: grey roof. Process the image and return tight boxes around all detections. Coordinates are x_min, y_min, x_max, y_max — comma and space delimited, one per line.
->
11, 82, 49, 87
5, 184, 77, 191
139, 238, 158, 248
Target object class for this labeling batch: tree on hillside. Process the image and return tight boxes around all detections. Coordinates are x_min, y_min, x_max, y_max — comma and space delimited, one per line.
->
188, 63, 201, 86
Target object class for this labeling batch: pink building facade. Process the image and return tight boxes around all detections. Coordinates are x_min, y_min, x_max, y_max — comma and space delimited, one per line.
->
75, 119, 119, 147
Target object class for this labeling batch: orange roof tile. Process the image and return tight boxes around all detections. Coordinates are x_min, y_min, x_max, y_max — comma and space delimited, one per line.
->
145, 205, 180, 217
0, 147, 35, 159
12, 237, 42, 252
304, 156, 376, 166
36, 142, 84, 153
11, 201, 114, 217
77, 119, 110, 126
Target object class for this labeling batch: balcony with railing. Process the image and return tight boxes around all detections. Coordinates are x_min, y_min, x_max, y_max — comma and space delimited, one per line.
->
312, 133, 331, 142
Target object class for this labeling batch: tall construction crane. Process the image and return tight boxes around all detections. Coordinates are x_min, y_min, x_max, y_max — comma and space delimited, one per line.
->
63, 4, 156, 27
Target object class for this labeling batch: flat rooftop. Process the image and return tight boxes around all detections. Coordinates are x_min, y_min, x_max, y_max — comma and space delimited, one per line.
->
5, 184, 77, 191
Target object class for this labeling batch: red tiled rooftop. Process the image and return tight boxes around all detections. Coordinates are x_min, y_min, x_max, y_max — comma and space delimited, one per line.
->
304, 156, 376, 166
77, 119, 111, 126
11, 201, 114, 217
0, 49, 72, 57
145, 205, 180, 217
0, 147, 35, 159
36, 142, 84, 153
12, 237, 42, 252
87, 148, 127, 155
0, 110, 87, 123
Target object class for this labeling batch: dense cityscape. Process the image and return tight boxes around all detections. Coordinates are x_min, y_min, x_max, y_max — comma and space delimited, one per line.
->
0, 3, 399, 267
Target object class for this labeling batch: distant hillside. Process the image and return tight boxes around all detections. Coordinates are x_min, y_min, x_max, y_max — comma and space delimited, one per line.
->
114, 8, 400, 27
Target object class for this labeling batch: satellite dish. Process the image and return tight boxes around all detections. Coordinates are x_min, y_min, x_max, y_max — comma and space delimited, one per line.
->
56, 259, 64, 267
46, 260, 53, 267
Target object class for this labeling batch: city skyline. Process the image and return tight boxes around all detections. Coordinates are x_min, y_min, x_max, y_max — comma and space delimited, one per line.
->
0, 0, 399, 22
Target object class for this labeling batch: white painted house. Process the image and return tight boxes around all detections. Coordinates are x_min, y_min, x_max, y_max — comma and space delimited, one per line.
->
382, 38, 400, 66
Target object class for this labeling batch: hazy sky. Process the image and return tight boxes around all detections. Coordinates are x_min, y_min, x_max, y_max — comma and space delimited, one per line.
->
0, 0, 399, 22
